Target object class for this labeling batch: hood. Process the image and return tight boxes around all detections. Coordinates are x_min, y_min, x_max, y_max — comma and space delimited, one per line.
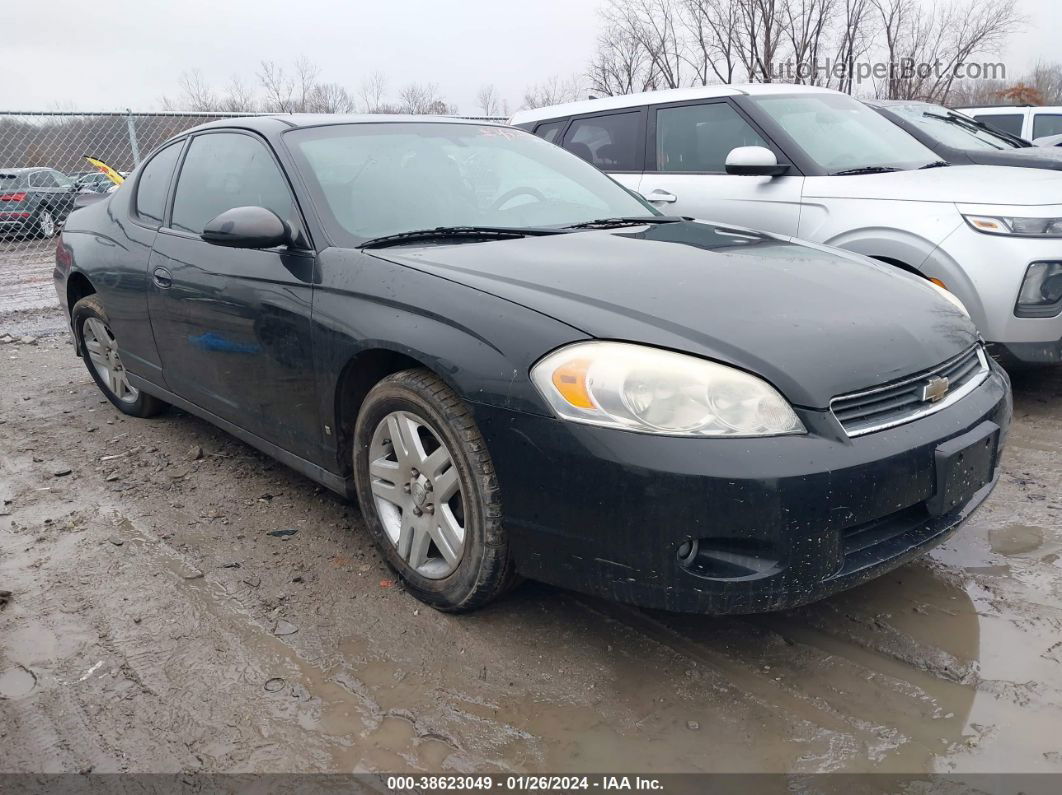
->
803, 164, 1062, 205
965, 146, 1062, 171
372, 221, 977, 408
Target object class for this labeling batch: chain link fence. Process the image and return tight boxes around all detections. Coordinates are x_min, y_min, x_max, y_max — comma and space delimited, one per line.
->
0, 109, 507, 261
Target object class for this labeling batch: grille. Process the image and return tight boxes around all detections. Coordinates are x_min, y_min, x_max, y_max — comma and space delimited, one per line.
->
831, 346, 990, 437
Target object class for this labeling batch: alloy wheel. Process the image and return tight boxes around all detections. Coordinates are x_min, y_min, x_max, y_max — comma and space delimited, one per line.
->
367, 410, 466, 579
39, 210, 55, 238
83, 317, 139, 403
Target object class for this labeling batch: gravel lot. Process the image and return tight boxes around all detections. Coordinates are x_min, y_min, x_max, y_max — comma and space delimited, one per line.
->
1, 238, 1061, 774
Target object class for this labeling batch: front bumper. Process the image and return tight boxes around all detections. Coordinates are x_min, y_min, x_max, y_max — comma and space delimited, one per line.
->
474, 363, 1011, 614
989, 338, 1062, 365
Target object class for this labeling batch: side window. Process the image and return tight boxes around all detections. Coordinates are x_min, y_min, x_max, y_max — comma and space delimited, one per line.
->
52, 170, 73, 188
170, 132, 296, 236
1033, 114, 1062, 139
534, 120, 566, 144
655, 102, 769, 173
30, 171, 57, 188
973, 114, 1023, 137
135, 142, 182, 224
563, 112, 641, 171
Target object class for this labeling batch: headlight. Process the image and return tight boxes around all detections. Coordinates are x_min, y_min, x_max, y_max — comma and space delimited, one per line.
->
927, 280, 970, 318
963, 214, 1062, 237
530, 341, 805, 437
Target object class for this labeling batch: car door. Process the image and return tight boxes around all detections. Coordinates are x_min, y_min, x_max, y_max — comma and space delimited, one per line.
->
559, 109, 646, 195
637, 100, 804, 236
27, 170, 59, 218
146, 130, 321, 460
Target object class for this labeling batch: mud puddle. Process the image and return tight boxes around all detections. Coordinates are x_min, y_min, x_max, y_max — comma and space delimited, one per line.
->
1, 336, 1061, 774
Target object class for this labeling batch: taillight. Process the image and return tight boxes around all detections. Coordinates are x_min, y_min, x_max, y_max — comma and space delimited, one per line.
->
0, 192, 27, 202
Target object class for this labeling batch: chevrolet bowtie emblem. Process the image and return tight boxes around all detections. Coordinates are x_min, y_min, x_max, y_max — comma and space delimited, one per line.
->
921, 376, 950, 403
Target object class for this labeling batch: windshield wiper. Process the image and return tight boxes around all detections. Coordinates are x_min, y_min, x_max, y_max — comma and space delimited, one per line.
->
832, 166, 902, 176
923, 110, 1030, 148
919, 160, 950, 169
358, 225, 565, 249
562, 215, 685, 230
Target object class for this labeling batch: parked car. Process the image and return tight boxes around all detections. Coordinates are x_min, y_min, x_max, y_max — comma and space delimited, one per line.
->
71, 171, 119, 193
866, 99, 1062, 170
55, 115, 1011, 614
1034, 133, 1062, 148
512, 84, 1062, 366
957, 104, 1062, 142
0, 167, 78, 238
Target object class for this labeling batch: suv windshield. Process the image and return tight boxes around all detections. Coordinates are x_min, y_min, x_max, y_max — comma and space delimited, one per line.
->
750, 93, 939, 174
285, 123, 654, 245
887, 104, 1021, 150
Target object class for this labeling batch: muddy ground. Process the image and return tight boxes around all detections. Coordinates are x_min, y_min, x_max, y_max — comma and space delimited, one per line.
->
1, 238, 1061, 775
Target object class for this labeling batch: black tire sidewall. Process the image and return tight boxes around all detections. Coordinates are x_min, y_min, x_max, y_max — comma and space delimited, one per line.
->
353, 380, 493, 608
71, 296, 157, 417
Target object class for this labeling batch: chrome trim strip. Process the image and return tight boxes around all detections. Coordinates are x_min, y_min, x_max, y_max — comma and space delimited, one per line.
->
831, 346, 990, 438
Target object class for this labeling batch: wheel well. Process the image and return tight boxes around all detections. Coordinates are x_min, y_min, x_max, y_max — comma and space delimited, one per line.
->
871, 255, 924, 279
334, 349, 430, 474
66, 272, 96, 316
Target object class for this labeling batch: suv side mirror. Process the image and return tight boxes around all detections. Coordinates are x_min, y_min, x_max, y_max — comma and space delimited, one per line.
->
725, 146, 788, 177
201, 206, 291, 249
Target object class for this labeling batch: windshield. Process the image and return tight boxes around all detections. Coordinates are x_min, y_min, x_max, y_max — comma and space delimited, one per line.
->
285, 123, 654, 245
750, 93, 939, 174
890, 104, 1020, 150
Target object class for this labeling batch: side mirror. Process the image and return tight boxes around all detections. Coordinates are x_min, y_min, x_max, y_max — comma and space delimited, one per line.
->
201, 206, 290, 249
724, 146, 788, 177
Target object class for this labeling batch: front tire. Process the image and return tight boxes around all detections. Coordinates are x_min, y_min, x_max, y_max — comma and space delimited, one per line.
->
71, 295, 167, 418
353, 369, 515, 612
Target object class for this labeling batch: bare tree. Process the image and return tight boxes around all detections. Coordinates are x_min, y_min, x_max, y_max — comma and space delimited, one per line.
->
307, 83, 355, 113
782, 0, 835, 84
681, 0, 742, 85
398, 83, 456, 115
870, 0, 1022, 102
162, 70, 219, 111
476, 84, 504, 116
523, 75, 583, 109
358, 71, 389, 113
1028, 61, 1062, 104
589, 19, 663, 94
828, 0, 876, 93
257, 60, 296, 111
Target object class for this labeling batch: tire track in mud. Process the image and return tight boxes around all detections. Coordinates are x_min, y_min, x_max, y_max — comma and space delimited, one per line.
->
2, 327, 1061, 774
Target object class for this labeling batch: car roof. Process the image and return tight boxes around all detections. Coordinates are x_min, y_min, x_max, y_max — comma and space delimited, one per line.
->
864, 99, 937, 108
957, 105, 1062, 113
0, 167, 47, 175
509, 83, 839, 126
180, 114, 511, 137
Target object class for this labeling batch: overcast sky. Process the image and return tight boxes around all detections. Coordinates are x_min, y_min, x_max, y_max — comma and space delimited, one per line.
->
0, 0, 1057, 113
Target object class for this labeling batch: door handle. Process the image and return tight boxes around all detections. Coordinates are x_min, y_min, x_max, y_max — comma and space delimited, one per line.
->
152, 267, 173, 289
645, 189, 677, 204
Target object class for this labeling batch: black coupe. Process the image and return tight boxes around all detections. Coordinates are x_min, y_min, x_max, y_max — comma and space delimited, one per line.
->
54, 116, 1011, 613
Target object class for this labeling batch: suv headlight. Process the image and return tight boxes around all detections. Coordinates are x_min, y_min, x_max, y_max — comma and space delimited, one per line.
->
963, 214, 1062, 237
530, 341, 805, 437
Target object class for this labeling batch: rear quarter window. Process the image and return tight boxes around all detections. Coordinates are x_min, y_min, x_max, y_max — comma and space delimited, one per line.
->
135, 142, 183, 224
1033, 114, 1062, 139
973, 114, 1023, 137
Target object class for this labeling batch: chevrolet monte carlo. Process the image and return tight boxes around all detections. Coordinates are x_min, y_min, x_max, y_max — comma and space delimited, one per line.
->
54, 116, 1012, 613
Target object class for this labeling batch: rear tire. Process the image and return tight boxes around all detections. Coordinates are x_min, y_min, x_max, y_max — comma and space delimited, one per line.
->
35, 208, 56, 239
72, 295, 167, 418
353, 368, 517, 612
